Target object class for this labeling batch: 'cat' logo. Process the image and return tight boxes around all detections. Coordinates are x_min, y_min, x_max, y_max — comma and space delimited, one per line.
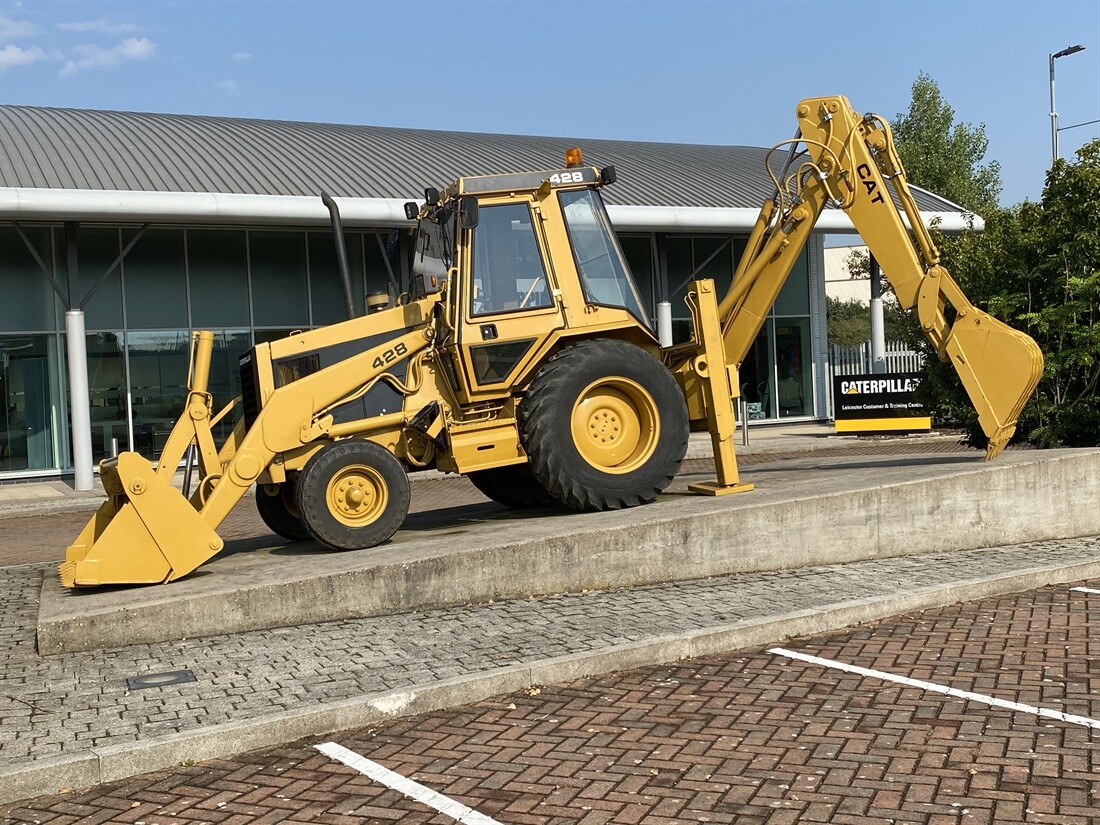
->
856, 163, 886, 204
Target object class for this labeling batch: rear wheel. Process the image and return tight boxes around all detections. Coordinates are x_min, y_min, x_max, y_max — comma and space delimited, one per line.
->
466, 464, 559, 508
256, 476, 309, 541
520, 339, 688, 510
296, 440, 410, 550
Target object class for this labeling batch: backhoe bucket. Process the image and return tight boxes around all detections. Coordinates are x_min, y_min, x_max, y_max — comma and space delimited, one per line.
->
59, 452, 224, 587
943, 310, 1044, 460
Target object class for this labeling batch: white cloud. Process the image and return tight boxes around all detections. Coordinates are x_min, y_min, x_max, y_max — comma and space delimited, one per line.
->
0, 13, 41, 39
215, 79, 240, 95
232, 51, 251, 62
59, 36, 156, 76
0, 43, 44, 69
58, 20, 139, 34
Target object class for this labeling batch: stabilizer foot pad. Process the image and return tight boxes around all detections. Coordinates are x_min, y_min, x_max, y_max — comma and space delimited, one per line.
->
687, 480, 756, 496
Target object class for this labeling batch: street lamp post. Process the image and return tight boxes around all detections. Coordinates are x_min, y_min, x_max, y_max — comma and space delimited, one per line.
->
1049, 44, 1086, 162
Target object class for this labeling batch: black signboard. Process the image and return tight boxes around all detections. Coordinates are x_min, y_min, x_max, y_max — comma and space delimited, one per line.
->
833, 371, 930, 433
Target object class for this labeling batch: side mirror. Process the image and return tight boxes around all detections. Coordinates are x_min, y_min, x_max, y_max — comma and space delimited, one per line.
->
458, 196, 479, 229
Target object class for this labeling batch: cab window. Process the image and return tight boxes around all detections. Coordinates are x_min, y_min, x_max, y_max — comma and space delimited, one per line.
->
559, 188, 650, 329
470, 203, 551, 316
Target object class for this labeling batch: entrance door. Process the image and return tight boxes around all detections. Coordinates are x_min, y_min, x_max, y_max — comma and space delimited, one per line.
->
23, 356, 54, 468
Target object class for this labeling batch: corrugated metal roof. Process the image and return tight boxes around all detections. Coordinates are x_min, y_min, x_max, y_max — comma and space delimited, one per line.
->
0, 105, 964, 215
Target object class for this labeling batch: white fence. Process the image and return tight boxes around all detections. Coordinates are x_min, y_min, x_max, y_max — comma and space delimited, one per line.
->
829, 341, 924, 376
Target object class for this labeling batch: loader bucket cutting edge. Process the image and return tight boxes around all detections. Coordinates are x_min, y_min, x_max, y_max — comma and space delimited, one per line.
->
58, 452, 225, 588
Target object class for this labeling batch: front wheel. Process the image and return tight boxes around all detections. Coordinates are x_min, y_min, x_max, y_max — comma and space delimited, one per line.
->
520, 339, 688, 510
296, 440, 410, 551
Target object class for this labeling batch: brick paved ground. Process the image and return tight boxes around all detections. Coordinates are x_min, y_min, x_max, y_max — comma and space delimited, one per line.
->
3, 531, 1096, 780
3, 581, 1096, 824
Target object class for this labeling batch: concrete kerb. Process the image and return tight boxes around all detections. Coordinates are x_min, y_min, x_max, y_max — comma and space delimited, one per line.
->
5, 555, 1099, 806
36, 449, 1100, 656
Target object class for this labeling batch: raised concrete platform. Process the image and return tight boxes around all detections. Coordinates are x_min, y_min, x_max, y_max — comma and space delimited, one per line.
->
38, 448, 1100, 655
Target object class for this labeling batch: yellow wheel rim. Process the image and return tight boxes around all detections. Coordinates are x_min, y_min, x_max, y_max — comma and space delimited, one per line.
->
326, 464, 388, 527
570, 376, 659, 474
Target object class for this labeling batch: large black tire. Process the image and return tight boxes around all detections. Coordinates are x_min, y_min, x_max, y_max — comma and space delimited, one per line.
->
466, 464, 559, 508
519, 339, 688, 510
295, 440, 410, 551
256, 476, 310, 541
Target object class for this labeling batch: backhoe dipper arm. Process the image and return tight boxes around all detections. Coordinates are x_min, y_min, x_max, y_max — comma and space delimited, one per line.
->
716, 95, 1043, 459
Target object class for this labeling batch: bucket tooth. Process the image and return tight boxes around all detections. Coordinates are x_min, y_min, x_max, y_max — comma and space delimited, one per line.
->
985, 426, 1013, 461
58, 561, 77, 589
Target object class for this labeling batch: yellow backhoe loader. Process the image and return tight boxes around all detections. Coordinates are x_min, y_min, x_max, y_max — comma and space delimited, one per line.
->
60, 95, 1044, 588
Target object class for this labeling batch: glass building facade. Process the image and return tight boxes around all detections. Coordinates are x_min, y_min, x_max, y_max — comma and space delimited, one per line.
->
0, 222, 819, 478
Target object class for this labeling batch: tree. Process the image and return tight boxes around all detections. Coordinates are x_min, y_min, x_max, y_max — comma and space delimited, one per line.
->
826, 297, 871, 347
841, 74, 1001, 284
826, 296, 912, 348
892, 73, 1002, 214
918, 141, 1100, 447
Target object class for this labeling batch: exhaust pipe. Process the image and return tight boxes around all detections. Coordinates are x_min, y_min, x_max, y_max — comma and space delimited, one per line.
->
320, 192, 358, 320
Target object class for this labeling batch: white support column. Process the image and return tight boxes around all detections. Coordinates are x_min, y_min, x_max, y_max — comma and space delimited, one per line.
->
807, 234, 829, 418
869, 255, 887, 374
65, 310, 94, 491
870, 298, 886, 374
657, 301, 673, 348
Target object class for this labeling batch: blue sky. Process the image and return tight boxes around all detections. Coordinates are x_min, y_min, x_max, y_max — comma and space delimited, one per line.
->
1, 0, 1097, 207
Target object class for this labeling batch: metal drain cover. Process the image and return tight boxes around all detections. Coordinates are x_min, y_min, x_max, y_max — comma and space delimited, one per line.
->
126, 669, 197, 690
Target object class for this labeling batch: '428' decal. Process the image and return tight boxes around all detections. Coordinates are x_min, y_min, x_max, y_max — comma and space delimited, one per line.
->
372, 342, 407, 369
549, 171, 586, 185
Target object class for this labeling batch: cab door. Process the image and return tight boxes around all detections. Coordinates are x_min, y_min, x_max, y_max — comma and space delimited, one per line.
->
449, 196, 565, 400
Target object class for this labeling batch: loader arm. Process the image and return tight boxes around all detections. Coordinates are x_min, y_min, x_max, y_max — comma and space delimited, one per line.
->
710, 95, 1042, 459
61, 299, 439, 587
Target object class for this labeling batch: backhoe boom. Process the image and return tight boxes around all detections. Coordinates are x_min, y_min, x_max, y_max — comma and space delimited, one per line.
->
710, 95, 1043, 460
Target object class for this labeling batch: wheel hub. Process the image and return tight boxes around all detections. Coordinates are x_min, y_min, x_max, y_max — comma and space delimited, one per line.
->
571, 379, 658, 474
328, 466, 386, 526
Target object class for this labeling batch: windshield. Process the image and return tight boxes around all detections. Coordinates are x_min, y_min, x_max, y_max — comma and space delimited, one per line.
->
559, 189, 650, 329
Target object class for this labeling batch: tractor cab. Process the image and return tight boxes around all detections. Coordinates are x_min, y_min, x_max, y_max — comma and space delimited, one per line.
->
407, 150, 655, 405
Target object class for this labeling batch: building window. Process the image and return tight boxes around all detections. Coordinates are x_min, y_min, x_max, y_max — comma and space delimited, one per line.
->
1, 333, 62, 472
664, 235, 738, 343
188, 229, 249, 328
77, 228, 125, 330
250, 231, 309, 328
310, 230, 365, 325
0, 227, 57, 332
123, 229, 188, 329
86, 331, 127, 462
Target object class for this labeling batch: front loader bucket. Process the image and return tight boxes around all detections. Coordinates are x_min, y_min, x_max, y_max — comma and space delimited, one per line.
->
59, 452, 225, 587
944, 310, 1044, 460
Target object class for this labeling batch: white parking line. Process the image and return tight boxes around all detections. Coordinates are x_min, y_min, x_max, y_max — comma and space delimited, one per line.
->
315, 741, 504, 824
768, 647, 1100, 730
1070, 586, 1100, 595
